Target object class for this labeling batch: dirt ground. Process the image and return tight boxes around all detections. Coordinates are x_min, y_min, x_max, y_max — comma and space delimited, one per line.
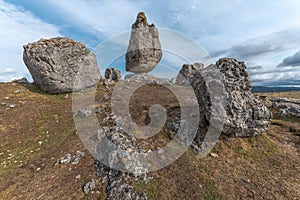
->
0, 82, 299, 199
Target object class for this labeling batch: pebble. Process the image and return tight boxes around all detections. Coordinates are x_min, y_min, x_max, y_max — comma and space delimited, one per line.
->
75, 174, 81, 179
83, 179, 96, 194
58, 153, 72, 164
13, 89, 23, 94
9, 104, 17, 108
210, 153, 219, 158
71, 151, 85, 165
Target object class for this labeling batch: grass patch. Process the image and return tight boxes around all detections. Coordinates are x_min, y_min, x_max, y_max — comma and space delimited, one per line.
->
201, 181, 219, 200
272, 119, 300, 135
134, 180, 159, 200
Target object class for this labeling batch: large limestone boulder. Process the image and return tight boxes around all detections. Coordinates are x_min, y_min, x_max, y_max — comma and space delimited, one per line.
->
177, 58, 272, 138
23, 37, 100, 94
126, 12, 162, 73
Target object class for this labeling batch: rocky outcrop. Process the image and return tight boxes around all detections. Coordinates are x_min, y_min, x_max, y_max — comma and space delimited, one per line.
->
271, 98, 300, 118
216, 58, 272, 136
126, 12, 162, 73
55, 151, 85, 165
95, 114, 149, 199
105, 68, 121, 82
12, 78, 29, 84
23, 37, 100, 94
177, 58, 272, 138
74, 100, 149, 199
271, 97, 300, 105
96, 161, 147, 200
124, 73, 171, 86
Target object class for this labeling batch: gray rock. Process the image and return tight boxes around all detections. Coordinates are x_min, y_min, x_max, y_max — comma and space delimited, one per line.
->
216, 58, 272, 137
12, 78, 29, 84
126, 12, 162, 73
23, 37, 100, 94
71, 151, 85, 165
96, 161, 148, 200
124, 73, 171, 86
176, 63, 204, 86
271, 97, 300, 105
105, 68, 121, 82
58, 153, 72, 164
57, 151, 84, 165
13, 89, 23, 94
94, 113, 150, 200
74, 108, 93, 119
176, 58, 272, 139
107, 183, 147, 200
83, 179, 96, 195
271, 98, 300, 117
9, 104, 17, 108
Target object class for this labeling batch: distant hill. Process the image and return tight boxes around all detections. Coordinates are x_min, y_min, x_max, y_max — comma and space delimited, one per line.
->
252, 86, 300, 93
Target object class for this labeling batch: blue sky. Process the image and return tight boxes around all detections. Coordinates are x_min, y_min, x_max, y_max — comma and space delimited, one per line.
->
1, 0, 300, 86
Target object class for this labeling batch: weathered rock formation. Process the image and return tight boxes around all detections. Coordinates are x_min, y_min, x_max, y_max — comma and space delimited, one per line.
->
75, 106, 149, 199
105, 68, 121, 82
126, 12, 162, 73
271, 98, 300, 118
124, 73, 171, 86
12, 77, 29, 84
177, 58, 272, 138
23, 37, 100, 94
96, 161, 147, 200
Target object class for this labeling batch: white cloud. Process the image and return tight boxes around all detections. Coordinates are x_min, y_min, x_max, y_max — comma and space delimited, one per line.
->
0, 0, 60, 82
1, 0, 300, 86
161, 0, 300, 51
45, 0, 145, 37
211, 29, 300, 60
0, 68, 16, 75
251, 68, 300, 86
278, 50, 300, 67
11, 0, 300, 53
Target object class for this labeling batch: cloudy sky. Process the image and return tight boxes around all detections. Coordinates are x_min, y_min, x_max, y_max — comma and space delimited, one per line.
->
1, 0, 300, 86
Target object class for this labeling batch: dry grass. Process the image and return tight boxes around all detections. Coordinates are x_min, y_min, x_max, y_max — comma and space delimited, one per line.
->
0, 83, 101, 199
0, 83, 299, 199
258, 91, 300, 99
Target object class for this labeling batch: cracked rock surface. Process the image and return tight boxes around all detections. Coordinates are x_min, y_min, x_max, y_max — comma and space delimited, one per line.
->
176, 58, 272, 139
23, 37, 100, 94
